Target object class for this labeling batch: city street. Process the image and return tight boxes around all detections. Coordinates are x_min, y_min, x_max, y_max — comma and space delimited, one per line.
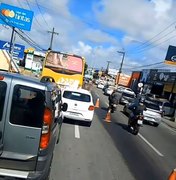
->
50, 86, 176, 180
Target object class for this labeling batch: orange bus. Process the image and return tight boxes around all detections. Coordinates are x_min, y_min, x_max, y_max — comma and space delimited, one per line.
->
41, 50, 85, 89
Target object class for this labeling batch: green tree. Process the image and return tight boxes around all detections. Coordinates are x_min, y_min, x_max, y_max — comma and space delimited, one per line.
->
84, 62, 88, 75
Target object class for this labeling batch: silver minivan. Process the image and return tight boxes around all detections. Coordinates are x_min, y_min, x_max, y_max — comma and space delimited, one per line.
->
0, 71, 66, 179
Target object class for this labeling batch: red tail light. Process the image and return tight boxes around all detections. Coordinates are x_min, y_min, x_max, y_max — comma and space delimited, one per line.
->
40, 108, 52, 149
138, 115, 144, 120
0, 76, 4, 80
88, 105, 94, 111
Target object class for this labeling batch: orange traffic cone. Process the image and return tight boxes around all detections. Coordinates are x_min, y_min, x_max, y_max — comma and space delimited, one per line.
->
95, 98, 100, 108
104, 109, 111, 122
168, 169, 176, 180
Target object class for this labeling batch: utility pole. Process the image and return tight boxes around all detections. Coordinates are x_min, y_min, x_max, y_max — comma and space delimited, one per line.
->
106, 61, 111, 74
47, 27, 59, 50
116, 50, 125, 85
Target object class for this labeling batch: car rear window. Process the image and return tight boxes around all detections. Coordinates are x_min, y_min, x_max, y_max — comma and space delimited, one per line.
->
10, 85, 45, 128
63, 91, 91, 102
144, 100, 160, 111
122, 92, 135, 98
0, 81, 7, 121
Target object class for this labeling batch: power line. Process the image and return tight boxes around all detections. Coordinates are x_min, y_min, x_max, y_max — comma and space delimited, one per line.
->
35, 0, 50, 30
130, 21, 176, 51
129, 28, 176, 54
25, 0, 45, 30
0, 12, 45, 51
128, 33, 176, 55
17, 29, 45, 50
125, 61, 164, 71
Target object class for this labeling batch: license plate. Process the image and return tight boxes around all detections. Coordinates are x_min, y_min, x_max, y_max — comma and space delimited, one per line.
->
137, 120, 143, 125
70, 112, 79, 116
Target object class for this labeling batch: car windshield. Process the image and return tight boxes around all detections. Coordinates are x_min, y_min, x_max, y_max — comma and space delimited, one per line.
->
63, 91, 91, 102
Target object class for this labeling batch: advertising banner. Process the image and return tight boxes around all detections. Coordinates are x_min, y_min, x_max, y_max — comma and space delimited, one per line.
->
0, 3, 33, 31
46, 52, 83, 73
164, 45, 176, 65
147, 71, 176, 83
0, 40, 25, 59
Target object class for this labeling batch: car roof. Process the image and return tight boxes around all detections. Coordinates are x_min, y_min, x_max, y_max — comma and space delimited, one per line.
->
62, 88, 92, 95
123, 89, 135, 94
0, 71, 58, 91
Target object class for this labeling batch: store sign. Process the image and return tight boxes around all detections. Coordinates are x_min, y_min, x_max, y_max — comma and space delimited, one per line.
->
164, 45, 176, 66
0, 3, 33, 31
0, 40, 25, 59
147, 71, 176, 83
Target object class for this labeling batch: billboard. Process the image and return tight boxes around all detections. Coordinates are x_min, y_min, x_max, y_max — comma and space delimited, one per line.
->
0, 3, 33, 31
164, 45, 176, 65
108, 68, 118, 76
147, 71, 176, 83
46, 52, 83, 73
0, 40, 25, 59
116, 73, 131, 87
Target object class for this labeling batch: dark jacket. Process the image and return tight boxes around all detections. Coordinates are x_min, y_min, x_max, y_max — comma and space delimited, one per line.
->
128, 98, 146, 116
109, 91, 120, 105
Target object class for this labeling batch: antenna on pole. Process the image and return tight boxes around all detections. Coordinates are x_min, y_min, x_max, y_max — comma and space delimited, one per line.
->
47, 27, 59, 50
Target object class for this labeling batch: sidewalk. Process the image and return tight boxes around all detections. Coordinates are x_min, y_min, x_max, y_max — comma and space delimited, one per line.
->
162, 116, 176, 130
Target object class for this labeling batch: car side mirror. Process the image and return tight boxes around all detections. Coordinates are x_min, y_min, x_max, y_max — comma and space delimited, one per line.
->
61, 103, 68, 112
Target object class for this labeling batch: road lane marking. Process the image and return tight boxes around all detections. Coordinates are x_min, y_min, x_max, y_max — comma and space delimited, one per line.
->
138, 133, 164, 157
105, 99, 164, 156
75, 125, 80, 139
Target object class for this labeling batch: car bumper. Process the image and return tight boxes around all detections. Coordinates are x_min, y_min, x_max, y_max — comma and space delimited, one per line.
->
0, 168, 47, 180
144, 116, 161, 124
62, 111, 93, 122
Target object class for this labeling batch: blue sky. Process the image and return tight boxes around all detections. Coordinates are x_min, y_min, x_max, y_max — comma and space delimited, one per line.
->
0, 0, 176, 74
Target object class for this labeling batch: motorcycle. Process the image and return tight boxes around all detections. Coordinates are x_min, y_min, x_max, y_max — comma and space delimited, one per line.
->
128, 113, 144, 135
108, 103, 117, 113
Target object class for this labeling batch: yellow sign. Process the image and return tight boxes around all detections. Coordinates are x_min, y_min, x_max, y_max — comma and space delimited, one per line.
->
25, 47, 35, 53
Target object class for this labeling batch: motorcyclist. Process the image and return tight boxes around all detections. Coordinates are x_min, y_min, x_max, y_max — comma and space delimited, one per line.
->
128, 95, 146, 125
108, 89, 120, 112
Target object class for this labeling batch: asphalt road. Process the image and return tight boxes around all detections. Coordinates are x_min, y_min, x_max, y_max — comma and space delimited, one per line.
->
50, 86, 176, 180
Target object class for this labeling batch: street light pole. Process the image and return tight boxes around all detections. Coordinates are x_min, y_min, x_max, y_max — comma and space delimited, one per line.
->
106, 61, 111, 74
116, 50, 125, 85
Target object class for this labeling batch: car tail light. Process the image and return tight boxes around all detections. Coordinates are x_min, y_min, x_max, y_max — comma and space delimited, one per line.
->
0, 76, 4, 80
88, 105, 94, 111
138, 115, 144, 120
40, 108, 52, 149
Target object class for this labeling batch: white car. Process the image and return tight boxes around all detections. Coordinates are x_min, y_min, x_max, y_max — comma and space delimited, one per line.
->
119, 89, 136, 104
143, 100, 162, 127
97, 83, 104, 89
104, 86, 115, 95
61, 88, 94, 126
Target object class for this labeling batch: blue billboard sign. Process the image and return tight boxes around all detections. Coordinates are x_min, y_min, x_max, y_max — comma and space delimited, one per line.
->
0, 40, 25, 59
0, 3, 33, 31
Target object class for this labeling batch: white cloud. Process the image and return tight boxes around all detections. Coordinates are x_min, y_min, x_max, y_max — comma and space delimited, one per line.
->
83, 29, 118, 44
1, 0, 176, 72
